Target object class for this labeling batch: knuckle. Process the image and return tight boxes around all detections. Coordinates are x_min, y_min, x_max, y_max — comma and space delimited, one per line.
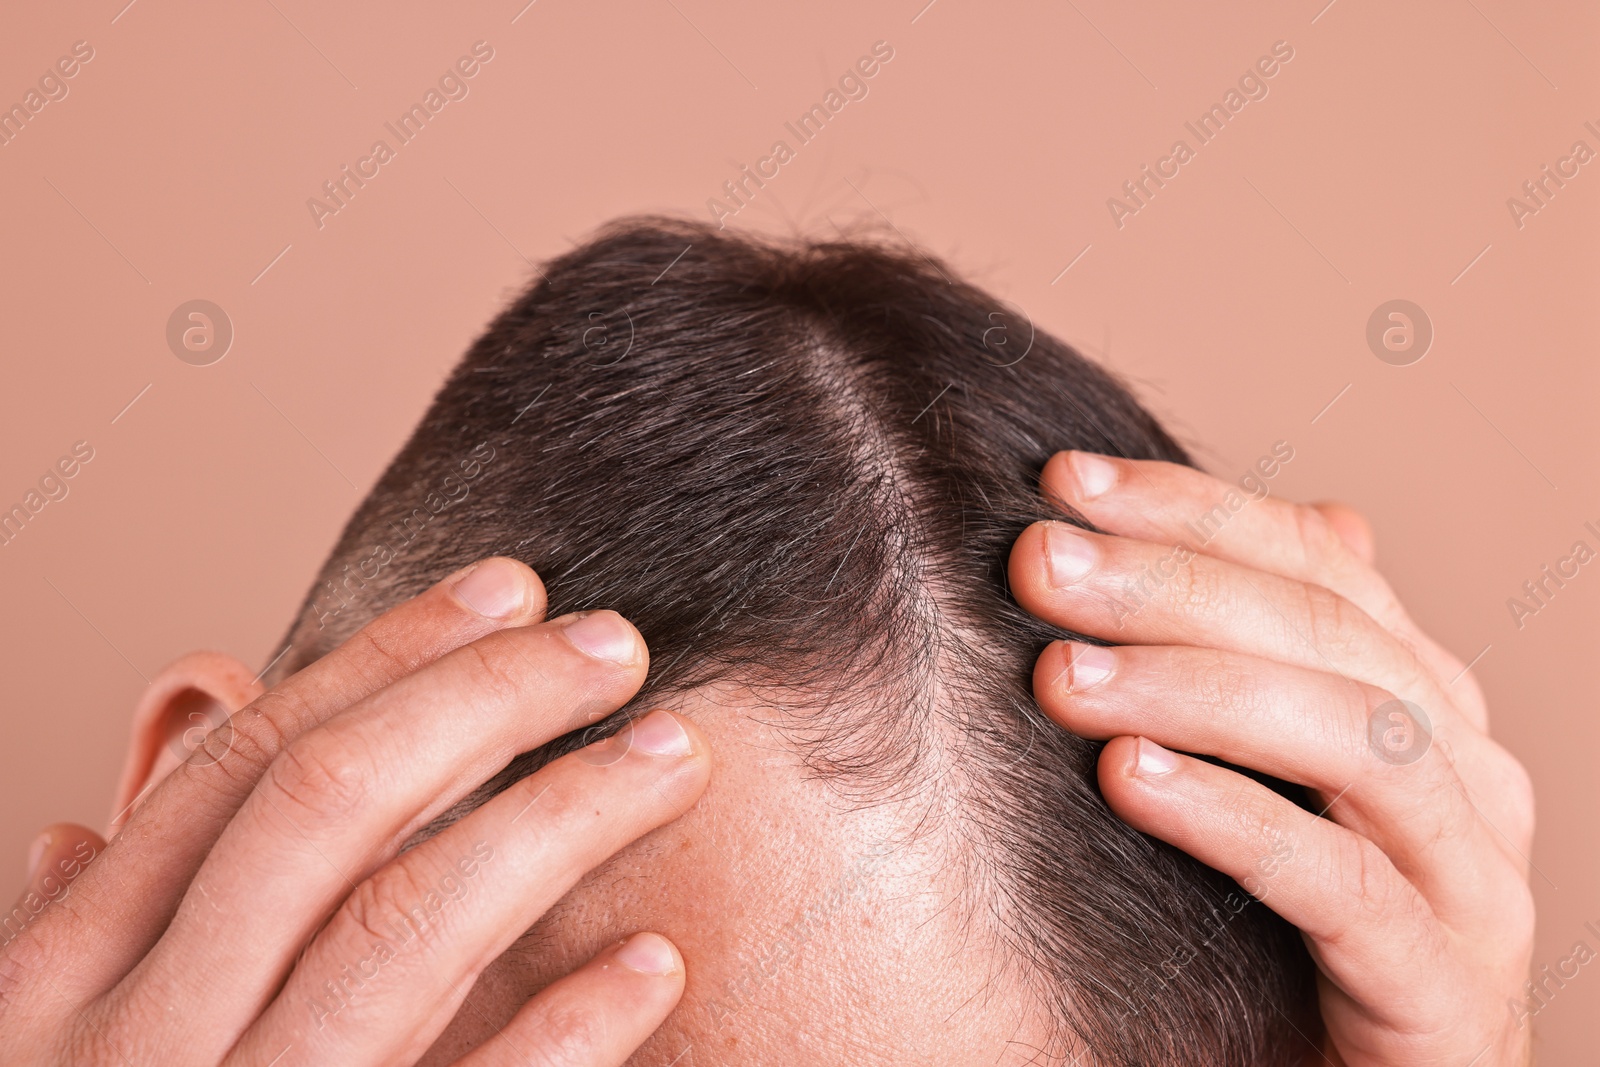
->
1190, 652, 1260, 722
528, 1002, 610, 1067
1498, 877, 1538, 956
1509, 766, 1537, 843
0, 927, 51, 1016
1486, 742, 1537, 845
262, 727, 377, 829
1325, 834, 1404, 942
72, 1006, 145, 1067
1290, 503, 1345, 570
1452, 668, 1491, 723
1298, 583, 1364, 659
57, 1026, 105, 1067
1165, 556, 1223, 621
1351, 683, 1402, 757
341, 861, 450, 957
177, 690, 299, 796
457, 635, 540, 709
1425, 773, 1481, 853
1229, 784, 1287, 849
1227, 790, 1295, 896
343, 623, 417, 686
0, 939, 106, 1064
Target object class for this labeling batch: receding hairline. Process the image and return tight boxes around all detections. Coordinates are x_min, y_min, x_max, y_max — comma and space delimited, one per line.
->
264, 215, 1320, 1066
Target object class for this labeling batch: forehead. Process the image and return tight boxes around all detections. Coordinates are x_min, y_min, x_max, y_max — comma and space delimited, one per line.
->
418, 684, 1057, 1066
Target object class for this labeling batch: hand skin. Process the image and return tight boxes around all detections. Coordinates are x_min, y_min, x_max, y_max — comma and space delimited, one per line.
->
1009, 453, 1536, 1067
1, 557, 712, 1067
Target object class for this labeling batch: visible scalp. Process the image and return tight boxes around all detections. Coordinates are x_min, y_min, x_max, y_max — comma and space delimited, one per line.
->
265, 217, 1320, 1066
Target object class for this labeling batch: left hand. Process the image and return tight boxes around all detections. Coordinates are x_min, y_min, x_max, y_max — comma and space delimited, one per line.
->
1007, 451, 1535, 1067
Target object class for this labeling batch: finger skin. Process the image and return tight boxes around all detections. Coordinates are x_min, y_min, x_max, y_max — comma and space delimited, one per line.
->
1099, 739, 1533, 1065
119, 610, 650, 1061
1035, 641, 1517, 923
1008, 518, 1537, 848
1096, 737, 1463, 1027
1039, 451, 1390, 618
448, 933, 686, 1067
1027, 455, 1533, 1065
226, 710, 710, 1067
1008, 520, 1481, 757
18, 559, 546, 1010
1009, 518, 1421, 683
1014, 513, 1534, 858
1039, 452, 1481, 724
0, 824, 108, 1063
1310, 502, 1375, 566
1, 825, 104, 954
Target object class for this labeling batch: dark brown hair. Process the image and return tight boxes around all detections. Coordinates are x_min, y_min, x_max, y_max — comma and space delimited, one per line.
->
272, 217, 1319, 1064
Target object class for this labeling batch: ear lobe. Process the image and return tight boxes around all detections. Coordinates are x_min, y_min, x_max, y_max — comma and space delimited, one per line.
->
110, 651, 264, 833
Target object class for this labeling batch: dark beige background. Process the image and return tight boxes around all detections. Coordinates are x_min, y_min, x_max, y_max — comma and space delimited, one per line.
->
2, 0, 1594, 1057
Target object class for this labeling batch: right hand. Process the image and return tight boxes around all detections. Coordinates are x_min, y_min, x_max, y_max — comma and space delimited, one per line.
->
1007, 454, 1535, 1066
1, 557, 712, 1066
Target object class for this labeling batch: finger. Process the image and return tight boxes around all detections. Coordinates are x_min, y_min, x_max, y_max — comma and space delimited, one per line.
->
1010, 520, 1466, 735
1009, 522, 1528, 836
1310, 501, 1374, 565
1037, 641, 1519, 923
1307, 500, 1490, 722
1096, 736, 1487, 1033
448, 932, 685, 1067
2, 824, 104, 953
226, 709, 710, 1067
121, 609, 650, 1060
30, 558, 546, 1005
1040, 452, 1385, 617
1040, 453, 1478, 716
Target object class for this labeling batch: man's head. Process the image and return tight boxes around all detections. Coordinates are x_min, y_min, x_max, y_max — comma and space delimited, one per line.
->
256, 218, 1316, 1064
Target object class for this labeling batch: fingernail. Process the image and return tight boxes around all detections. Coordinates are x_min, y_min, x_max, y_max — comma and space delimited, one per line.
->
1134, 737, 1179, 777
1069, 452, 1118, 499
1043, 523, 1096, 587
1063, 642, 1114, 690
624, 709, 694, 758
451, 558, 529, 619
25, 831, 50, 881
559, 611, 640, 665
615, 932, 678, 976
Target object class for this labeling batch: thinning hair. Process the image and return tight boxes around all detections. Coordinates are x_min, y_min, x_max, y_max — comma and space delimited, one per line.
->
271, 217, 1319, 1064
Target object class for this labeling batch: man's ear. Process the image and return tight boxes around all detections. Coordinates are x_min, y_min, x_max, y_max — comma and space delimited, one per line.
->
111, 651, 265, 832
